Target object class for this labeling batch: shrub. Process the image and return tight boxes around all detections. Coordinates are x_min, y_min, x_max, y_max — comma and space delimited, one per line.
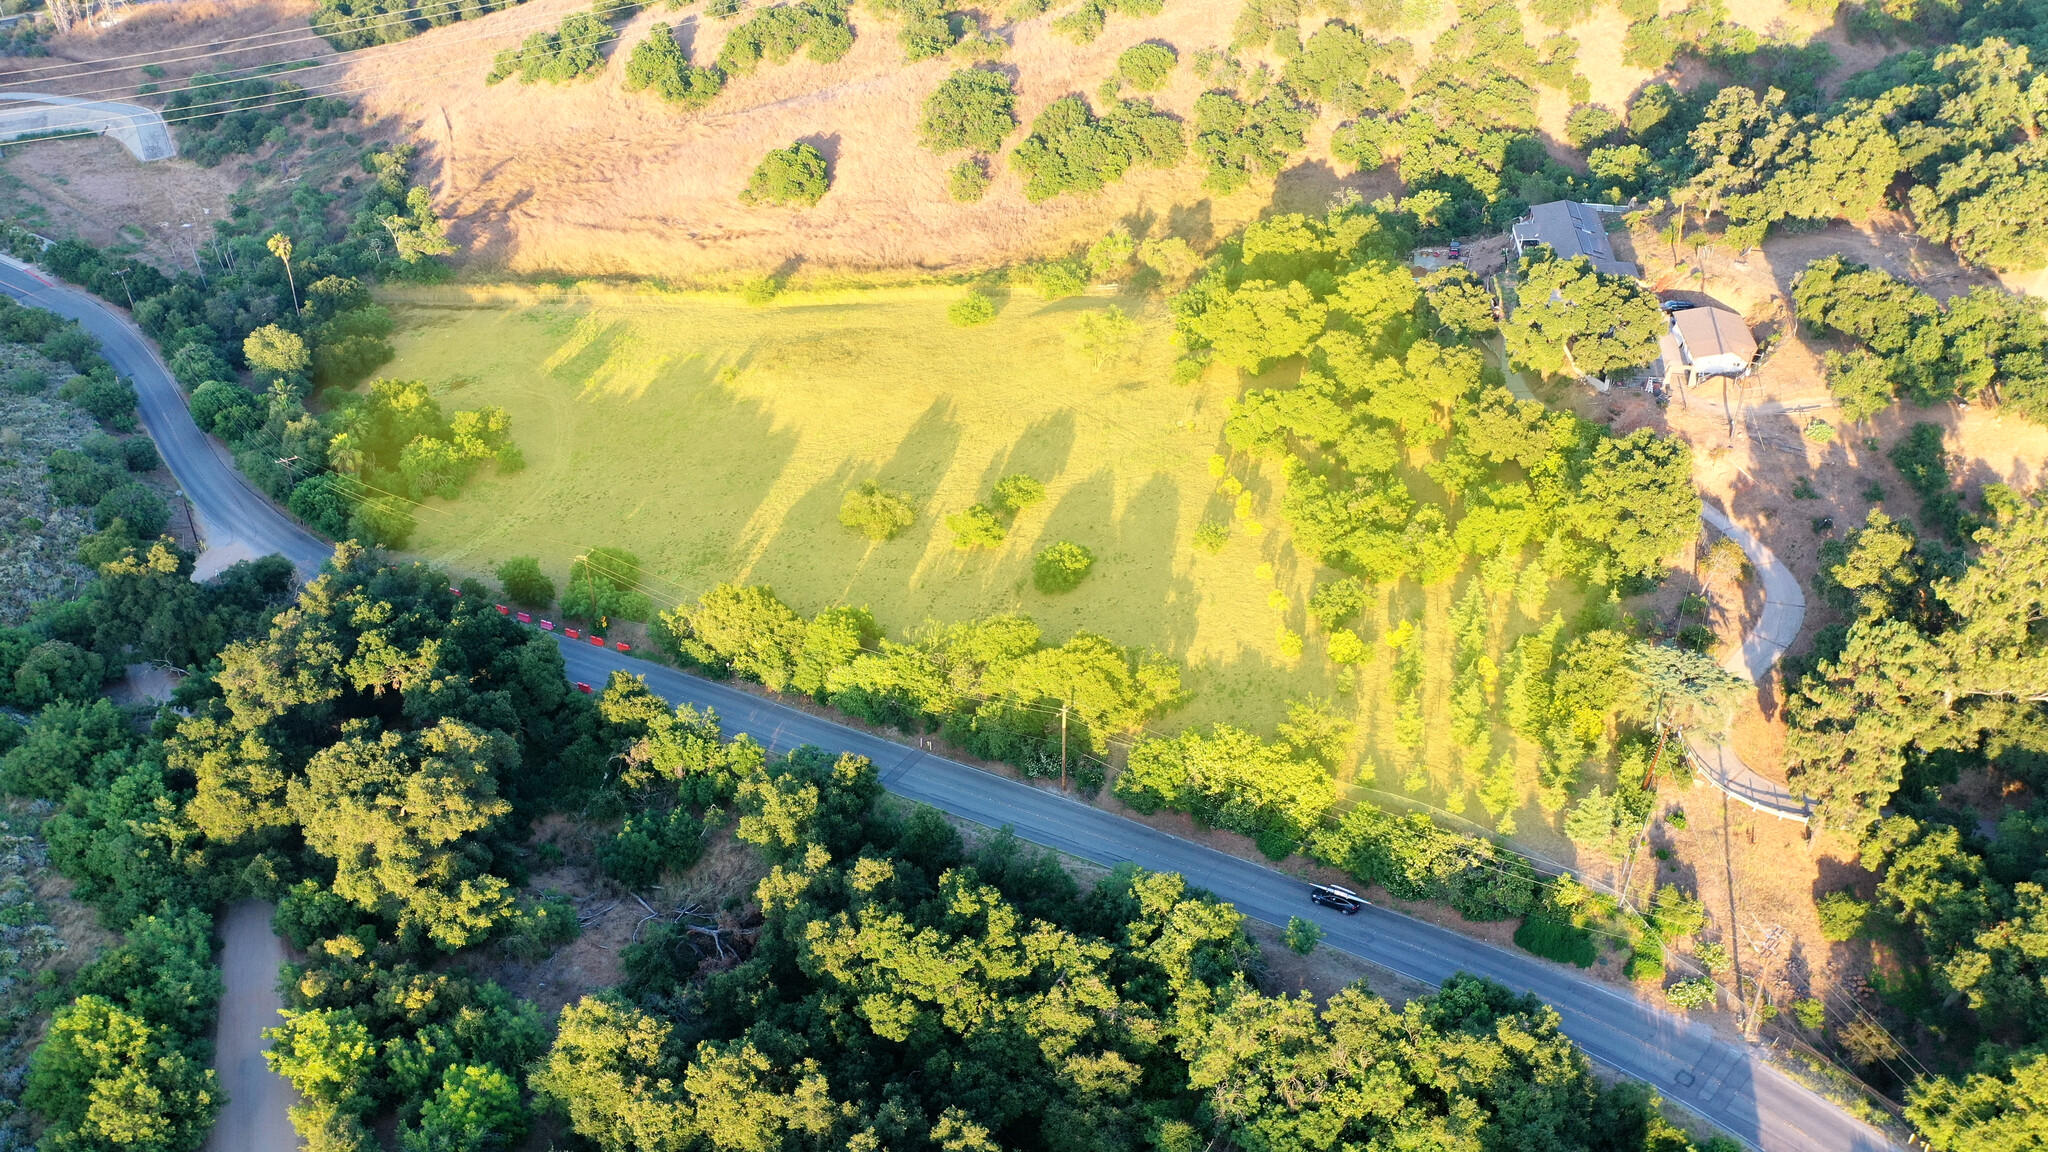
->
486, 6, 614, 85
1816, 889, 1871, 941
741, 276, 782, 306
95, 483, 167, 538
992, 473, 1045, 513
1138, 236, 1201, 282
1666, 976, 1717, 1009
1192, 521, 1229, 553
1823, 348, 1894, 422
1032, 541, 1095, 592
1116, 42, 1177, 91
45, 450, 122, 507
1032, 259, 1089, 299
1514, 915, 1597, 967
1793, 997, 1826, 1029
1194, 90, 1313, 194
921, 68, 1016, 154
840, 481, 916, 540
122, 437, 160, 472
741, 142, 830, 208
1309, 575, 1367, 628
60, 372, 138, 430
1283, 915, 1322, 954
1275, 626, 1304, 660
717, 0, 854, 74
948, 158, 991, 202
1010, 95, 1185, 202
1327, 628, 1366, 664
624, 23, 726, 110
1653, 883, 1706, 940
948, 291, 996, 327
497, 556, 556, 606
1564, 102, 1622, 149
1694, 940, 1732, 973
946, 504, 1006, 549
188, 380, 258, 440
1624, 943, 1665, 982
562, 547, 654, 622
4, 366, 45, 394
1804, 417, 1836, 443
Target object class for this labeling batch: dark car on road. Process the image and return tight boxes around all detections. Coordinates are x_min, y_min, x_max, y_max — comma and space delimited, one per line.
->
1310, 884, 1368, 914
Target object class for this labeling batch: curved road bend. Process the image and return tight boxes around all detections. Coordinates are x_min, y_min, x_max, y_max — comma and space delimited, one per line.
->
0, 264, 1898, 1152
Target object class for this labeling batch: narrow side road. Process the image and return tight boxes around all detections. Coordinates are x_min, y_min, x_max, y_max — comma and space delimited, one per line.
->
202, 902, 297, 1152
0, 264, 1897, 1152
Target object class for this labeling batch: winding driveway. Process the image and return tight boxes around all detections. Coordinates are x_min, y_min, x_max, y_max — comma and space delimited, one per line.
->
1687, 503, 1815, 822
0, 262, 1895, 1152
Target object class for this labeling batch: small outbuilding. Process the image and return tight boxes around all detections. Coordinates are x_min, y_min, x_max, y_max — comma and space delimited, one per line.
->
1510, 201, 1639, 277
1659, 303, 1757, 385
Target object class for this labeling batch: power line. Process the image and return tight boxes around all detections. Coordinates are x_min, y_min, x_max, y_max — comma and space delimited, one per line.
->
0, 1, 536, 81
0, 0, 618, 105
0, 0, 783, 111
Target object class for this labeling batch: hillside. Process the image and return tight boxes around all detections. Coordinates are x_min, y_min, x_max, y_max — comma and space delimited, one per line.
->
334, 0, 1843, 277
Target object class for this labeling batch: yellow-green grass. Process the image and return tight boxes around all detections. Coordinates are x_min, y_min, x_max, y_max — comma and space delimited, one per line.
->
376, 284, 1343, 736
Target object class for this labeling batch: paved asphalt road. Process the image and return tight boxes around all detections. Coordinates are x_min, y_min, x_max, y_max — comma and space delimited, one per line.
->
1, 262, 1899, 1152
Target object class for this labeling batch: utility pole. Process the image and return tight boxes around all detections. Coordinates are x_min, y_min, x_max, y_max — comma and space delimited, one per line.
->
113, 267, 134, 309
1056, 701, 1073, 787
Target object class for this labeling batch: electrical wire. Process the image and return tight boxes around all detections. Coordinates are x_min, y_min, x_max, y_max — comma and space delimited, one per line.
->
0, 17, 646, 135
0, 0, 546, 81
0, 0, 643, 106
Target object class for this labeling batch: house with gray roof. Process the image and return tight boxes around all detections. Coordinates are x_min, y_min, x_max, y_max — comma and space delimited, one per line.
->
1511, 201, 1638, 277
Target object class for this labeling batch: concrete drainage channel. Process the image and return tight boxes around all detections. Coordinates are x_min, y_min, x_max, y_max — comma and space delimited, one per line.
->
0, 93, 176, 162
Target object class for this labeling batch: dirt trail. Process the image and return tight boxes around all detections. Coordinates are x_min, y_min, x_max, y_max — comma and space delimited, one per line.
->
205, 901, 298, 1152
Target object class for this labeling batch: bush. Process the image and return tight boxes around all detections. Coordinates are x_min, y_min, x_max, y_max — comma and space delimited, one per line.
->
948, 291, 996, 327
992, 473, 1045, 513
45, 449, 122, 507
60, 372, 139, 431
4, 366, 46, 393
1327, 628, 1366, 664
1666, 976, 1717, 1009
1032, 259, 1089, 299
188, 380, 257, 439
1010, 95, 1185, 202
1624, 944, 1665, 982
717, 0, 854, 74
122, 437, 160, 472
624, 23, 726, 109
1193, 521, 1230, 553
1564, 102, 1622, 149
10, 641, 105, 710
1816, 889, 1871, 941
1283, 915, 1322, 955
921, 68, 1016, 154
1695, 940, 1732, 973
497, 556, 556, 607
562, 547, 654, 622
486, 6, 614, 85
741, 142, 830, 207
741, 276, 782, 306
949, 158, 991, 202
1514, 915, 1597, 967
840, 480, 916, 540
946, 503, 1006, 549
1116, 42, 1177, 91
1032, 541, 1095, 592
95, 483, 167, 539
1793, 997, 1827, 1029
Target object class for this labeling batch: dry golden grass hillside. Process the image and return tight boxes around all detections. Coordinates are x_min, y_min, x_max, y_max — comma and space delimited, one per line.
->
326, 0, 1856, 279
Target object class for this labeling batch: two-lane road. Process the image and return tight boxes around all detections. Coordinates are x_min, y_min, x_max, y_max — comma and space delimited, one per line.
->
1, 262, 1899, 1152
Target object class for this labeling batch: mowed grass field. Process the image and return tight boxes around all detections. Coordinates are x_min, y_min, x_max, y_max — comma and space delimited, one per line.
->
377, 284, 1343, 734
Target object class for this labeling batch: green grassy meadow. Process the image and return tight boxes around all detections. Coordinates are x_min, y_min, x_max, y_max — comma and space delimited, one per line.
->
377, 284, 1347, 736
